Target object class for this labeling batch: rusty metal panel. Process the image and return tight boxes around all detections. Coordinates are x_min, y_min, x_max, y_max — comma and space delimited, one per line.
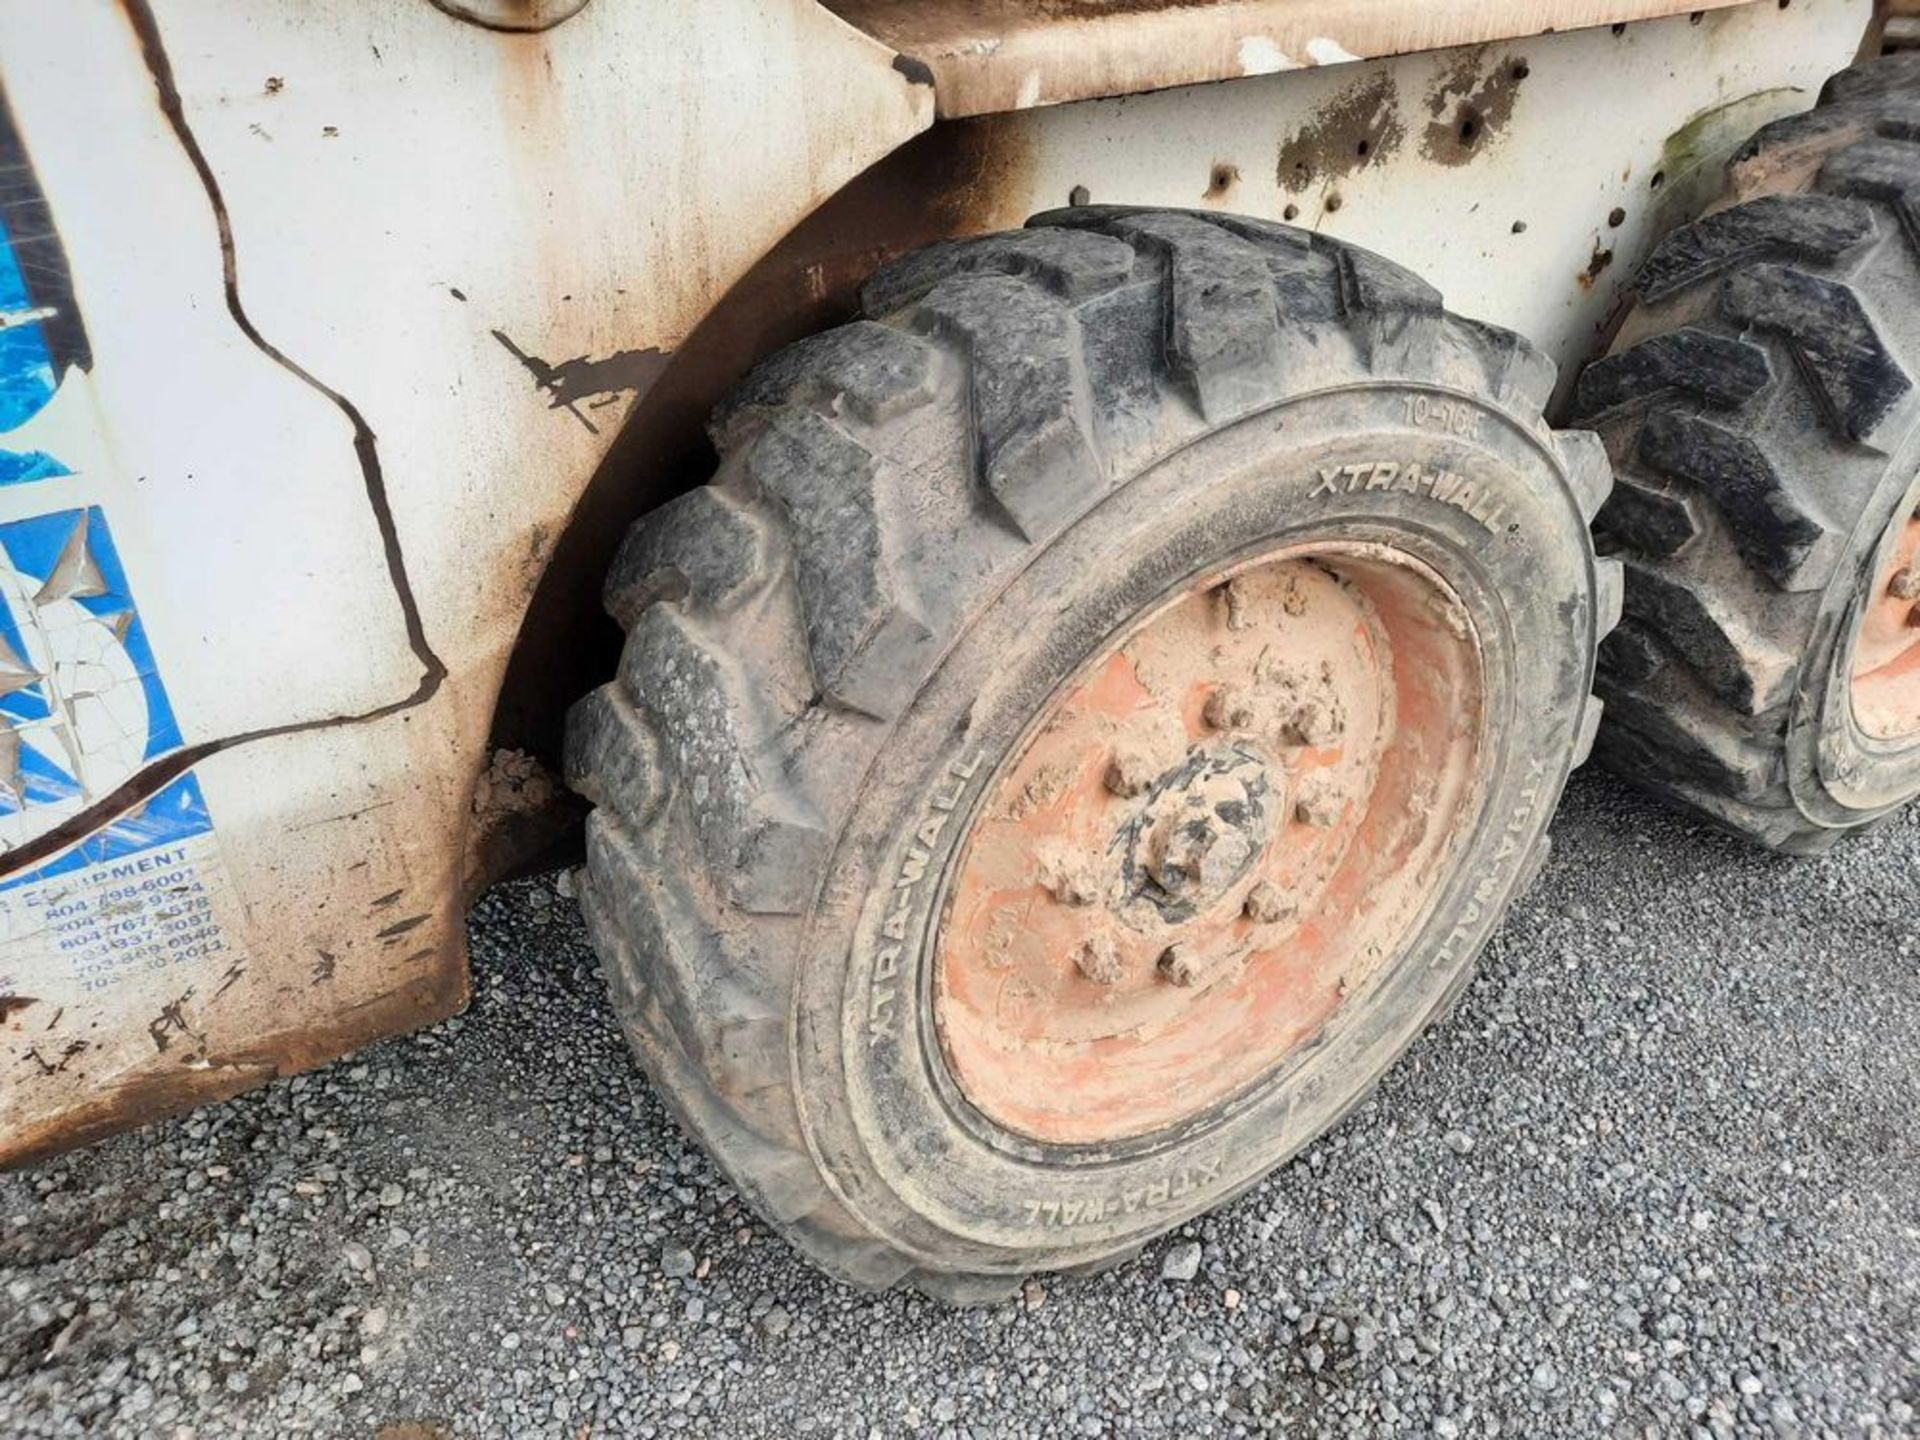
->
988, 0, 1872, 396
824, 0, 1762, 117
0, 0, 931, 1163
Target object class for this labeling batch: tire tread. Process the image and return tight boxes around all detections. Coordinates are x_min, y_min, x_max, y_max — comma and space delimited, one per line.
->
1580, 56, 1920, 850
570, 208, 1614, 1293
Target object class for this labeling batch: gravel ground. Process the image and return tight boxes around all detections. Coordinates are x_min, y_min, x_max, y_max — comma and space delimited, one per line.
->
2, 769, 1917, 1439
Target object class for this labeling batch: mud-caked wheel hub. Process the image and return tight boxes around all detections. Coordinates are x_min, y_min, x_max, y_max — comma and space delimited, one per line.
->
933, 543, 1485, 1145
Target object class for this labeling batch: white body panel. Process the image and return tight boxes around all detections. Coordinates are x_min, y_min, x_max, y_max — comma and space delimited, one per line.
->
1003, 1, 1870, 402
0, 0, 931, 1156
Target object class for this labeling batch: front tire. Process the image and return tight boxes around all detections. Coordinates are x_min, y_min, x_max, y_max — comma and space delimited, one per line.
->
566, 208, 1616, 1294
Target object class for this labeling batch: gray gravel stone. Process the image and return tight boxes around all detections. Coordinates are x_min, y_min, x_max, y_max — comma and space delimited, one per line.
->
1, 777, 1914, 1438
660, 1243, 695, 1279
1159, 1241, 1202, 1282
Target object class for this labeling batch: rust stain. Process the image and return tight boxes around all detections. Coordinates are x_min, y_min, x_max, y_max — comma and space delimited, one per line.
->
2, 943, 467, 1168
1579, 239, 1616, 292
1276, 71, 1403, 193
0, 994, 37, 1025
8, 1058, 269, 1163
24, 1039, 88, 1076
1420, 49, 1528, 167
146, 989, 197, 1053
376, 914, 433, 941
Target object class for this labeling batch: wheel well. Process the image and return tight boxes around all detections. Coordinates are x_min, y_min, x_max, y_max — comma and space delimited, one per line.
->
484, 116, 1032, 822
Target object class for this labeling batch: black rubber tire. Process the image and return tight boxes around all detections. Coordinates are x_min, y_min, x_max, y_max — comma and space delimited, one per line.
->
1571, 54, 1920, 852
565, 207, 1617, 1295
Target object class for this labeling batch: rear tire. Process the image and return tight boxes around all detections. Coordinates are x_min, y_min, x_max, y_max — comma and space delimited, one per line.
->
567, 207, 1616, 1293
1573, 54, 1920, 851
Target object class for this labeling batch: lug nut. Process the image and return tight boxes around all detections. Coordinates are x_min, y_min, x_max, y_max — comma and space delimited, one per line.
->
1243, 879, 1295, 924
1203, 686, 1257, 731
1157, 941, 1203, 987
1103, 745, 1156, 798
1074, 934, 1126, 985
1218, 577, 1253, 632
1282, 699, 1341, 746
1294, 785, 1341, 828
1036, 848, 1101, 906
1890, 565, 1920, 602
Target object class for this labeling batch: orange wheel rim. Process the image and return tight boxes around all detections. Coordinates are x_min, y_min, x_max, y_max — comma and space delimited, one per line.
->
1852, 504, 1920, 741
931, 542, 1485, 1145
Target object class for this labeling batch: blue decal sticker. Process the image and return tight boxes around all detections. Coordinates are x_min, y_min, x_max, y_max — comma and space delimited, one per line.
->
0, 207, 60, 432
0, 97, 88, 487
0, 506, 209, 887
1, 772, 211, 892
0, 93, 238, 1011
0, 219, 69, 487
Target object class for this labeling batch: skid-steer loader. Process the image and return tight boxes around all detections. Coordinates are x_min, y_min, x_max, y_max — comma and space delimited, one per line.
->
1, 0, 1911, 1296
